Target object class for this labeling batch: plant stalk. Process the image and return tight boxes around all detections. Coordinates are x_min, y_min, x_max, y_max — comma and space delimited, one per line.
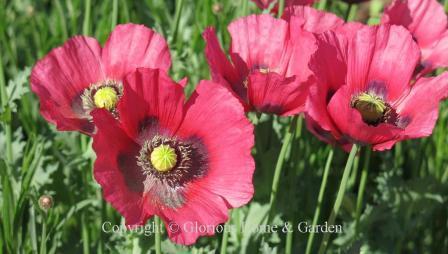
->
318, 144, 359, 254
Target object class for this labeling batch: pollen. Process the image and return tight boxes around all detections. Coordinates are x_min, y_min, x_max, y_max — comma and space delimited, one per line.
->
150, 144, 177, 172
352, 92, 387, 125
93, 87, 118, 111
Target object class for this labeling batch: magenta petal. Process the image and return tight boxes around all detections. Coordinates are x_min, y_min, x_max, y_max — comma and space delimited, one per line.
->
247, 72, 309, 116
228, 14, 291, 76
30, 36, 105, 134
286, 25, 316, 82
382, 0, 447, 48
327, 85, 402, 147
203, 27, 240, 85
283, 6, 344, 34
102, 24, 171, 79
422, 31, 448, 69
177, 81, 255, 208
119, 68, 185, 139
310, 30, 348, 91
396, 72, 448, 139
92, 109, 150, 226
347, 25, 420, 102
159, 188, 229, 245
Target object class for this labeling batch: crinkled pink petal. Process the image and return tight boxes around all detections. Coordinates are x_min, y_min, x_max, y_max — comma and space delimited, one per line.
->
159, 187, 229, 245
283, 6, 344, 34
251, 0, 315, 10
202, 27, 247, 102
309, 30, 348, 91
347, 25, 420, 102
228, 14, 292, 77
203, 27, 240, 85
177, 81, 255, 208
118, 68, 185, 139
306, 30, 348, 139
422, 31, 448, 69
286, 24, 316, 82
395, 72, 448, 139
102, 24, 171, 79
247, 71, 310, 116
382, 0, 447, 48
92, 109, 150, 226
334, 22, 365, 41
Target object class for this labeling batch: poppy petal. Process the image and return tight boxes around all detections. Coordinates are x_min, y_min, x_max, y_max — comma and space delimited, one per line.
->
102, 24, 171, 79
382, 0, 447, 48
118, 68, 185, 139
247, 71, 310, 116
92, 109, 149, 226
347, 25, 420, 102
202, 27, 240, 85
283, 6, 344, 34
159, 188, 229, 245
177, 81, 255, 208
228, 14, 291, 77
422, 31, 448, 70
396, 72, 448, 139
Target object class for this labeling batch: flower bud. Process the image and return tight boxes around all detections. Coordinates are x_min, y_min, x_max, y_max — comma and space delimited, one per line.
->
38, 195, 53, 211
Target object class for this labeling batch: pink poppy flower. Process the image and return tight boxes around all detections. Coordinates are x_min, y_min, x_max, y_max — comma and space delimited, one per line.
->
203, 14, 316, 115
92, 68, 255, 245
382, 0, 448, 74
30, 24, 171, 135
307, 24, 448, 151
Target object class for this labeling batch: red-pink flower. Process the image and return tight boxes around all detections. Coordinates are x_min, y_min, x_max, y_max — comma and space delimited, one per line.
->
307, 24, 448, 151
203, 14, 316, 115
92, 68, 255, 245
382, 0, 448, 74
30, 24, 171, 135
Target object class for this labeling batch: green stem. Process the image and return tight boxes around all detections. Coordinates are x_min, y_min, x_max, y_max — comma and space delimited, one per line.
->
55, 0, 68, 40
0, 48, 12, 164
240, 0, 248, 16
344, 4, 352, 22
155, 216, 162, 254
171, 0, 185, 44
82, 0, 91, 35
111, 0, 118, 30
317, 0, 327, 10
285, 219, 293, 254
266, 116, 297, 224
81, 213, 90, 254
305, 148, 334, 254
219, 210, 232, 254
277, 0, 285, 18
318, 144, 359, 254
355, 148, 371, 235
39, 214, 47, 254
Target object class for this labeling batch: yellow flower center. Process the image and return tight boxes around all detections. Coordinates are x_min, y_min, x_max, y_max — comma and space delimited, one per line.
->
93, 87, 118, 111
150, 145, 177, 172
352, 92, 386, 125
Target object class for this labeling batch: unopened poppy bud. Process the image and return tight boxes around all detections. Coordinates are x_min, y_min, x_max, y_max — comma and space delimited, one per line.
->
39, 195, 53, 211
212, 3, 223, 14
